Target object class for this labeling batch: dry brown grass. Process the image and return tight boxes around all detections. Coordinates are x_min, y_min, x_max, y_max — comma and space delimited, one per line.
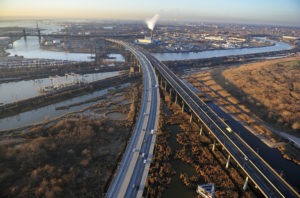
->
146, 90, 257, 197
0, 83, 141, 198
222, 57, 300, 133
186, 57, 300, 164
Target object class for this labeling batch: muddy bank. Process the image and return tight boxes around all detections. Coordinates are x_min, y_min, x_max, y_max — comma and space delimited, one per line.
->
0, 74, 140, 119
0, 81, 142, 197
145, 90, 258, 197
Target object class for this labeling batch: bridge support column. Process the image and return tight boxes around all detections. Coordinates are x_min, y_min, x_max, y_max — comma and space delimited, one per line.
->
199, 125, 203, 136
175, 94, 178, 104
212, 139, 216, 151
160, 79, 163, 88
189, 114, 193, 123
243, 176, 249, 191
164, 81, 167, 91
169, 88, 172, 98
226, 155, 231, 169
181, 103, 185, 112
23, 29, 27, 40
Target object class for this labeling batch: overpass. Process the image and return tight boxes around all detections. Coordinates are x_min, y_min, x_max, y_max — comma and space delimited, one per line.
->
106, 39, 299, 198
105, 39, 160, 198
138, 46, 299, 198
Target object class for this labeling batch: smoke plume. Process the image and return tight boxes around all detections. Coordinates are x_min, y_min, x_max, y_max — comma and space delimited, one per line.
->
146, 14, 160, 31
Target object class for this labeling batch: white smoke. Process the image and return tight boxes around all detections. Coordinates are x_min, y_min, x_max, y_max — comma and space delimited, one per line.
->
146, 14, 160, 31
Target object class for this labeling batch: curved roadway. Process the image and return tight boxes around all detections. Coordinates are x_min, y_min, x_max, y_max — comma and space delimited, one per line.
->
105, 39, 299, 198
105, 39, 159, 198
139, 47, 299, 198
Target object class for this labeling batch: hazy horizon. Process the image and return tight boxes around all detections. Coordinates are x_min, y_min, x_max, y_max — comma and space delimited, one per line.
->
1, 0, 300, 27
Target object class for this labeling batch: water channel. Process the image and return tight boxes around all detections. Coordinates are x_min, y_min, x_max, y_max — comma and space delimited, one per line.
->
0, 83, 130, 131
0, 71, 121, 104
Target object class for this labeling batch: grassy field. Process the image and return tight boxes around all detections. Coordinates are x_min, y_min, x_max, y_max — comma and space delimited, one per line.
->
186, 56, 300, 165
222, 57, 300, 133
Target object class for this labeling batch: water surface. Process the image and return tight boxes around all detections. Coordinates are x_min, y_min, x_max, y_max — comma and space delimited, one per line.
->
0, 71, 121, 104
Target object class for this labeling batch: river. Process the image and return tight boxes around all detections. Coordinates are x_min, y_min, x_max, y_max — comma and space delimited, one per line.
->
152, 39, 292, 61
0, 71, 121, 104
6, 36, 292, 62
6, 36, 125, 62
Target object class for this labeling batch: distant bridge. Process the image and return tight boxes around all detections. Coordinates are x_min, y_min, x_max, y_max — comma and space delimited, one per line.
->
0, 29, 144, 39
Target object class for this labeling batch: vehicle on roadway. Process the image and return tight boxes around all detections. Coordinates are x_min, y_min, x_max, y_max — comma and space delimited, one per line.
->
150, 129, 154, 134
226, 127, 232, 133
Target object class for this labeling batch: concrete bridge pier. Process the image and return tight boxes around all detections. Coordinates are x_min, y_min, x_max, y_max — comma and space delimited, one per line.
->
226, 155, 231, 169
181, 102, 185, 112
212, 139, 216, 151
23, 29, 27, 41
37, 29, 41, 43
164, 81, 167, 91
169, 88, 172, 98
175, 93, 178, 104
199, 125, 203, 136
134, 58, 138, 67
130, 54, 135, 63
243, 176, 249, 191
189, 113, 193, 123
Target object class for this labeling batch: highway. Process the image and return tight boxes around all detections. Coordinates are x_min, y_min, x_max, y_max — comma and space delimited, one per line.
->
105, 40, 159, 198
105, 39, 299, 197
137, 47, 299, 198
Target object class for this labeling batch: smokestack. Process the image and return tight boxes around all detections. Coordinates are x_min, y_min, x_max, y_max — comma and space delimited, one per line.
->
146, 14, 159, 36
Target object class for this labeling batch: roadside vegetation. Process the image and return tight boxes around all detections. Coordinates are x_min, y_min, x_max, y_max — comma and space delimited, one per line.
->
146, 90, 257, 197
0, 82, 141, 198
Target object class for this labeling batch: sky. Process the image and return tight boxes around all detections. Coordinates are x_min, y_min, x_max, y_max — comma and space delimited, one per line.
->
0, 0, 300, 26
